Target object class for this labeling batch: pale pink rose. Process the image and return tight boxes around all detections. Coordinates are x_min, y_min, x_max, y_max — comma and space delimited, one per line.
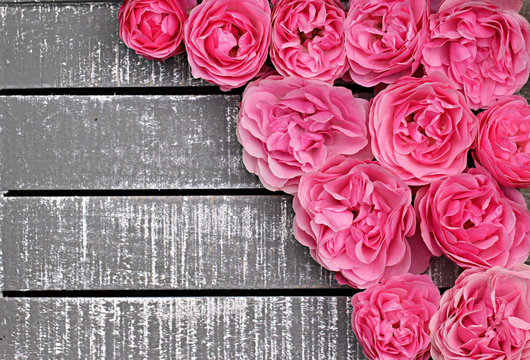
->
293, 156, 431, 289
415, 167, 530, 270
475, 95, 530, 188
430, 265, 530, 360
118, 0, 195, 61
422, 1, 530, 109
237, 76, 372, 194
184, 0, 271, 91
270, 0, 347, 83
369, 73, 478, 186
351, 274, 441, 360
344, 0, 430, 87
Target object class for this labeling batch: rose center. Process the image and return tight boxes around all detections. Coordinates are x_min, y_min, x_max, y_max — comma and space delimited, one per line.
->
463, 219, 474, 229
299, 28, 323, 45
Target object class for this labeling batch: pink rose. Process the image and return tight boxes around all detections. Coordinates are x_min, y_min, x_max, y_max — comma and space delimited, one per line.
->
369, 73, 478, 186
430, 265, 530, 360
118, 0, 195, 61
270, 0, 347, 83
351, 274, 441, 360
475, 95, 530, 188
422, 1, 530, 109
344, 0, 429, 87
184, 0, 271, 91
415, 167, 530, 269
237, 76, 371, 194
437, 0, 523, 12
293, 156, 431, 289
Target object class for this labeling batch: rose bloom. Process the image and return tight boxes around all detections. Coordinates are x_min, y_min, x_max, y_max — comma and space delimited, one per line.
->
118, 0, 195, 61
430, 264, 530, 360
344, 0, 429, 87
270, 0, 347, 83
237, 76, 371, 194
293, 156, 431, 289
369, 73, 478, 186
475, 95, 530, 188
184, 0, 271, 91
351, 274, 441, 360
422, 1, 530, 109
415, 167, 530, 270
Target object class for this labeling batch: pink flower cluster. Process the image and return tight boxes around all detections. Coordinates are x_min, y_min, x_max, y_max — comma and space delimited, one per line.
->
116, 0, 530, 358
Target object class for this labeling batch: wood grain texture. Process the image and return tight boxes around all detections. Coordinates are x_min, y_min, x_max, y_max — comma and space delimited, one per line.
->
0, 297, 362, 360
0, 3, 207, 89
0, 195, 469, 291
0, 196, 336, 290
0, 95, 261, 190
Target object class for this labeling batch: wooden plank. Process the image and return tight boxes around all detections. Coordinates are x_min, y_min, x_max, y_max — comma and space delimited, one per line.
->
0, 196, 336, 290
0, 3, 207, 89
0, 195, 469, 291
0, 297, 362, 360
0, 95, 261, 190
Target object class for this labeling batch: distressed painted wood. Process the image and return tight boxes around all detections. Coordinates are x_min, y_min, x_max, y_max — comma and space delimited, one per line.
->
0, 195, 472, 291
0, 3, 207, 89
0, 95, 262, 190
0, 297, 362, 360
0, 196, 335, 290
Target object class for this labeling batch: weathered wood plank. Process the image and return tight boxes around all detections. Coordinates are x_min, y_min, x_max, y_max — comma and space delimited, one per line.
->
0, 3, 207, 89
0, 95, 261, 190
0, 195, 471, 291
0, 297, 362, 360
0, 196, 336, 290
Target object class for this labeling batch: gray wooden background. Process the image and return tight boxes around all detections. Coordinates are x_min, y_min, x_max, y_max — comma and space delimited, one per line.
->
0, 1, 529, 359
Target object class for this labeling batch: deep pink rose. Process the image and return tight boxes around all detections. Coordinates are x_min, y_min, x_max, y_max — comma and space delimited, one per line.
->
475, 95, 530, 188
270, 0, 347, 83
184, 0, 271, 91
430, 265, 530, 360
118, 0, 195, 61
293, 156, 431, 289
237, 76, 371, 194
351, 274, 441, 360
415, 167, 530, 270
369, 73, 478, 186
422, 1, 530, 109
344, 0, 429, 87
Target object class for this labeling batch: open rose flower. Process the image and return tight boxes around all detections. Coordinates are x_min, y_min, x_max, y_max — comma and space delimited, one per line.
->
184, 0, 271, 91
475, 95, 530, 188
118, 0, 196, 60
351, 274, 441, 360
344, 0, 429, 87
422, 1, 530, 109
430, 265, 530, 360
369, 73, 478, 186
270, 0, 347, 83
415, 167, 530, 269
293, 156, 432, 289
237, 76, 371, 194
